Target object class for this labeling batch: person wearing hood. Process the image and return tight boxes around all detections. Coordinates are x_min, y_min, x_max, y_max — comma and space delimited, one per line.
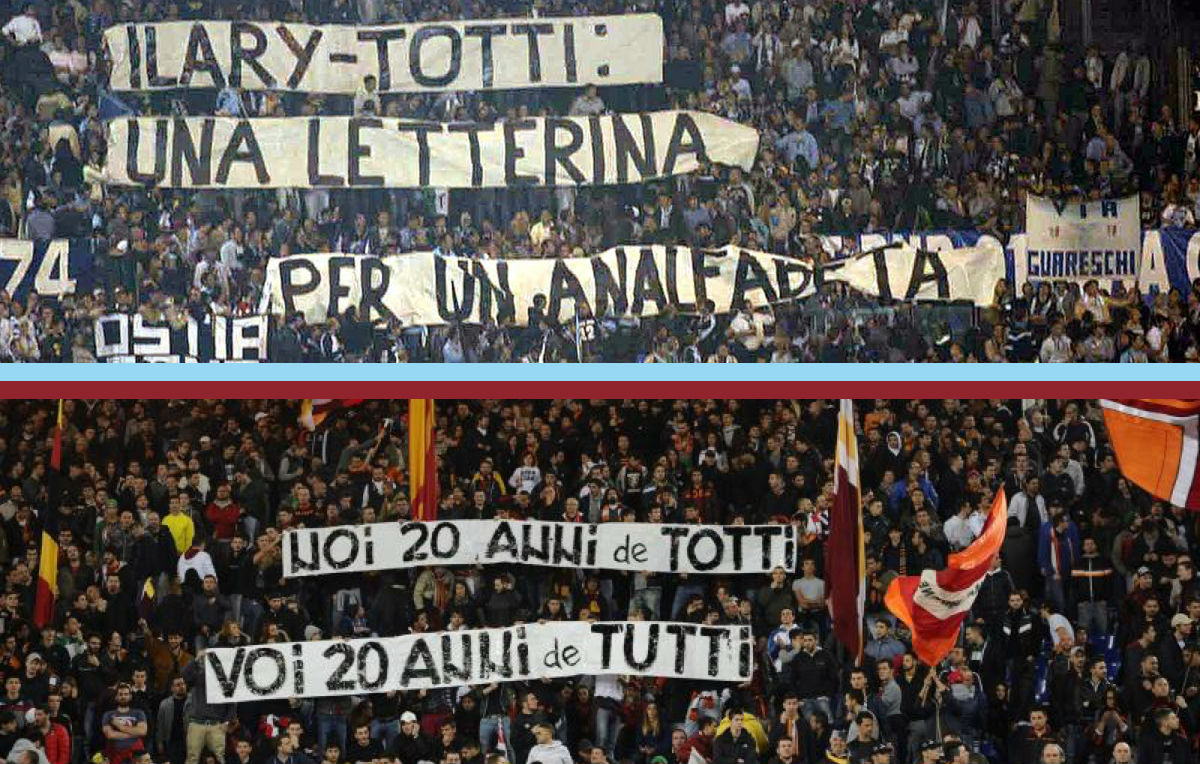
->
527, 724, 573, 764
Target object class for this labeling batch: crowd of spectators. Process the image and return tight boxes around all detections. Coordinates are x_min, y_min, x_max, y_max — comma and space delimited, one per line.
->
0, 0, 1199, 362
0, 397, 1193, 764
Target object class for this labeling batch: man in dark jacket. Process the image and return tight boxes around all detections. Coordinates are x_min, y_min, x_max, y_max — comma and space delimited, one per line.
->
998, 592, 1042, 717
388, 712, 431, 764
1158, 613, 1192, 686
1007, 706, 1061, 764
712, 713, 758, 764
786, 632, 839, 721
511, 692, 547, 764
1138, 708, 1194, 764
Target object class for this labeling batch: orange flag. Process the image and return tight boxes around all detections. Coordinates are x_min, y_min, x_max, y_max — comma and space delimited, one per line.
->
885, 489, 1008, 665
1100, 400, 1200, 508
409, 400, 438, 521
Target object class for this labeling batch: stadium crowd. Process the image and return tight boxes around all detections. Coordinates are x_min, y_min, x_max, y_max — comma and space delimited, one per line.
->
1, 0, 1199, 361
0, 397, 1192, 764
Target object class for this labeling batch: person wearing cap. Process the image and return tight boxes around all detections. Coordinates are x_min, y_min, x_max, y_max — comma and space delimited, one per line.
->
1159, 612, 1194, 681
389, 712, 431, 764
822, 730, 849, 764
915, 739, 942, 764
867, 742, 892, 764
20, 653, 48, 708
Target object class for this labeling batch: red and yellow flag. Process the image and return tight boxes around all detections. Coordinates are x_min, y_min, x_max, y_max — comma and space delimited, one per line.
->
1100, 400, 1200, 509
49, 400, 64, 470
33, 530, 58, 628
828, 399, 866, 658
409, 400, 438, 521
885, 489, 1008, 665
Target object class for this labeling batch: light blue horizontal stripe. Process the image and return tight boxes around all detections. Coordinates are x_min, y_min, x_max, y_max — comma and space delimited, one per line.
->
3, 363, 1200, 382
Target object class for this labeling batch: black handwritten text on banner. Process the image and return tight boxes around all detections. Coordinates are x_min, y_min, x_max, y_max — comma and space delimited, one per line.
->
105, 16, 663, 93
1024, 195, 1141, 281
105, 112, 757, 189
283, 520, 796, 578
258, 243, 1004, 326
204, 622, 751, 702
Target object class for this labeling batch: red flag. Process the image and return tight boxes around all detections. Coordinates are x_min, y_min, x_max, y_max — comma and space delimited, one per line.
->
49, 400, 64, 470
885, 490, 1008, 665
1100, 399, 1200, 509
828, 399, 865, 658
409, 400, 438, 521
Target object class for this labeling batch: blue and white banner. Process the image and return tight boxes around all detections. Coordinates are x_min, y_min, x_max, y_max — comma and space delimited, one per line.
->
1023, 195, 1141, 282
0, 239, 95, 300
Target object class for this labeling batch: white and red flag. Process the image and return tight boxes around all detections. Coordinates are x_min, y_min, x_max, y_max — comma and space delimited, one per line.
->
1100, 399, 1200, 509
884, 489, 1008, 666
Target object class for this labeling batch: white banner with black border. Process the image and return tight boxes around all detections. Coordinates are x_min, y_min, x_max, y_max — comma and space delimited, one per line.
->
204, 621, 752, 702
105, 16, 664, 93
1023, 195, 1141, 282
283, 520, 796, 577
105, 112, 757, 188
258, 242, 1005, 326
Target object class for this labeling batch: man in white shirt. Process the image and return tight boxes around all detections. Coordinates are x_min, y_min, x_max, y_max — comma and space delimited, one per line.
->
219, 225, 245, 272
724, 0, 750, 26
944, 499, 984, 550
2, 4, 41, 46
1009, 478, 1048, 528
1039, 320, 1073, 363
193, 247, 231, 294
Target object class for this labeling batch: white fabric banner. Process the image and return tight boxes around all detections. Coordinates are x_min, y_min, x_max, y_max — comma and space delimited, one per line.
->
104, 16, 664, 93
93, 313, 268, 361
283, 520, 796, 577
203, 622, 752, 702
1023, 195, 1141, 281
827, 241, 1006, 306
104, 112, 758, 189
258, 243, 1003, 326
